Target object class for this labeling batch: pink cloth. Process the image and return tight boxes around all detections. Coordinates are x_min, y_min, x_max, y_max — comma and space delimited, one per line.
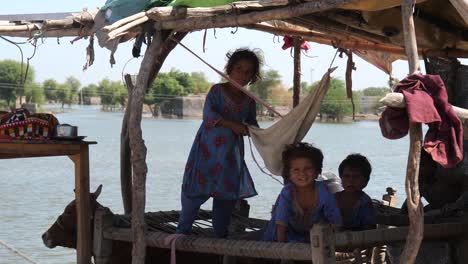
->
282, 35, 310, 51
380, 74, 464, 168
164, 234, 185, 264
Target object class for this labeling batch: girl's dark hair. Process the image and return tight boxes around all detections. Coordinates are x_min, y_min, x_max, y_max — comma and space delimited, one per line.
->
281, 142, 323, 180
225, 48, 262, 84
338, 153, 372, 185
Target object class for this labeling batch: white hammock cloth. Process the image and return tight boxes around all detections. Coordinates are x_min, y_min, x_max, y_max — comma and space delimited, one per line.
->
248, 67, 336, 176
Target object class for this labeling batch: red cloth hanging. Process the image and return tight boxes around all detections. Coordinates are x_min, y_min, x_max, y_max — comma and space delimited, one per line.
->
282, 35, 310, 51
379, 74, 464, 168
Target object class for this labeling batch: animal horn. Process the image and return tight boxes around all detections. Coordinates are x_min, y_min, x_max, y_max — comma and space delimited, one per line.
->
94, 184, 103, 198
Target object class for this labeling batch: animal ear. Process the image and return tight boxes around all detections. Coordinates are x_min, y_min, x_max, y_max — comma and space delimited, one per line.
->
93, 184, 103, 198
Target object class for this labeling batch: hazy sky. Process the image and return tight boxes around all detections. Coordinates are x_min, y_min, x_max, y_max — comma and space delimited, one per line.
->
0, 0, 449, 90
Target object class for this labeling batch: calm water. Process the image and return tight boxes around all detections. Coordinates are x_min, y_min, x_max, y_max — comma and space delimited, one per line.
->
0, 106, 409, 263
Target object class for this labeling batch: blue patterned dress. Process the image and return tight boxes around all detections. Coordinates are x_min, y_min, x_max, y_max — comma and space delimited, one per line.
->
340, 191, 376, 231
182, 83, 258, 200
263, 181, 342, 242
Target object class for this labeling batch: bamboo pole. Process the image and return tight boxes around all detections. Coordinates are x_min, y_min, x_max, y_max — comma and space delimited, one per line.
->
399, 0, 424, 263
159, 0, 351, 31
293, 37, 301, 108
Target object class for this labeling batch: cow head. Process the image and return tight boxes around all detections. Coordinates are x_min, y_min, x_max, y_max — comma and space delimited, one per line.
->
42, 185, 104, 249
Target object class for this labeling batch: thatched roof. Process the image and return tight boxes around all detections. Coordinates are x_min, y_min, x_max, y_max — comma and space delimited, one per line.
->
0, 0, 467, 60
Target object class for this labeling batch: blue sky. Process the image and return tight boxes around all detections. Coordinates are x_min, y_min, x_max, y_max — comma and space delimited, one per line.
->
0, 1, 439, 90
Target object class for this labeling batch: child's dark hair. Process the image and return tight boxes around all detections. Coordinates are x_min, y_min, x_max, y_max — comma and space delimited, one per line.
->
282, 142, 323, 180
225, 48, 262, 84
338, 153, 372, 185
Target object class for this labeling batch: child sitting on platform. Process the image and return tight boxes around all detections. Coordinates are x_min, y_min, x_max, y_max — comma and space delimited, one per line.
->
262, 142, 342, 242
335, 154, 376, 231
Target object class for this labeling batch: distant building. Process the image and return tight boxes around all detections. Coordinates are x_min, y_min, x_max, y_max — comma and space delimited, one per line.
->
158, 94, 206, 118
359, 95, 382, 114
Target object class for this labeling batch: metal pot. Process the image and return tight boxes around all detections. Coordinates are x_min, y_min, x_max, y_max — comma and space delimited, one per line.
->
54, 124, 78, 137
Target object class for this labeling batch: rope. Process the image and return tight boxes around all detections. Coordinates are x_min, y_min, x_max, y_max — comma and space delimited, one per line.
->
169, 38, 282, 117
247, 137, 283, 185
0, 240, 39, 264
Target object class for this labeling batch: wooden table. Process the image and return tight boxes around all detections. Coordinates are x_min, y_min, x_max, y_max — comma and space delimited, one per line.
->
0, 139, 96, 264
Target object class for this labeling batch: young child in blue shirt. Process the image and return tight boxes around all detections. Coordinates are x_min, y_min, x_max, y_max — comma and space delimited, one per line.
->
263, 142, 342, 242
335, 154, 376, 231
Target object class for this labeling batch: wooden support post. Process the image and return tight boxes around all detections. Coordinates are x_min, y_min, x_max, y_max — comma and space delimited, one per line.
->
293, 37, 302, 108
94, 207, 114, 264
372, 187, 398, 264
128, 29, 187, 264
383, 187, 398, 207
121, 74, 134, 215
69, 145, 92, 264
310, 224, 336, 264
400, 1, 424, 263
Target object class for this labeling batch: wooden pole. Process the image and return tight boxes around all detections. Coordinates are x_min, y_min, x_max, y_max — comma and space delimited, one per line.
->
121, 74, 134, 215
293, 37, 301, 108
399, 0, 424, 263
310, 224, 336, 264
129, 33, 162, 264
128, 29, 187, 264
69, 146, 92, 264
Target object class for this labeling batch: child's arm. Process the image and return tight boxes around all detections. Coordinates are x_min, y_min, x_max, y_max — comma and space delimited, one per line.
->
273, 185, 294, 242
217, 119, 248, 136
244, 100, 259, 128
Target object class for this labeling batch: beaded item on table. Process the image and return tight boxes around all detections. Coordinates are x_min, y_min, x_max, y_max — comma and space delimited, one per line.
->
0, 108, 59, 139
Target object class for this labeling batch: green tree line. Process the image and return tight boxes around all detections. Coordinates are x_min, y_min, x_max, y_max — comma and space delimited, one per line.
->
0, 59, 389, 119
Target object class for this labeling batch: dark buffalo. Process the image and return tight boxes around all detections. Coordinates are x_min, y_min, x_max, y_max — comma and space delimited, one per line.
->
42, 186, 227, 264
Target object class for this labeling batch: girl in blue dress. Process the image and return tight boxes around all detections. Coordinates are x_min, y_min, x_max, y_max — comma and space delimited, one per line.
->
263, 143, 342, 242
176, 48, 261, 238
335, 154, 376, 231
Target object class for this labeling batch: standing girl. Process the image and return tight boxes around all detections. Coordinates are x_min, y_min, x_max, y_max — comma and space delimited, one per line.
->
176, 48, 261, 238
263, 142, 342, 242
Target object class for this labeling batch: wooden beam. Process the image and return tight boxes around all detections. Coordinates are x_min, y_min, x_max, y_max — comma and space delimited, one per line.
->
105, 228, 313, 260
103, 222, 466, 260
449, 0, 468, 25
335, 222, 466, 250
0, 28, 91, 38
159, 0, 351, 31
147, 0, 289, 21
288, 15, 391, 45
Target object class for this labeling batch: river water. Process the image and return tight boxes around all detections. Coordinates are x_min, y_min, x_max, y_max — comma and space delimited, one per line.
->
0, 105, 409, 263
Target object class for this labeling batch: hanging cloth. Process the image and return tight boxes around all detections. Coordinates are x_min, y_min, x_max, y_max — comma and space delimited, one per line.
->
248, 67, 336, 176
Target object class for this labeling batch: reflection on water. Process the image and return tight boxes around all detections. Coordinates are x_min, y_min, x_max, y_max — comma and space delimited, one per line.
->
0, 105, 408, 263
